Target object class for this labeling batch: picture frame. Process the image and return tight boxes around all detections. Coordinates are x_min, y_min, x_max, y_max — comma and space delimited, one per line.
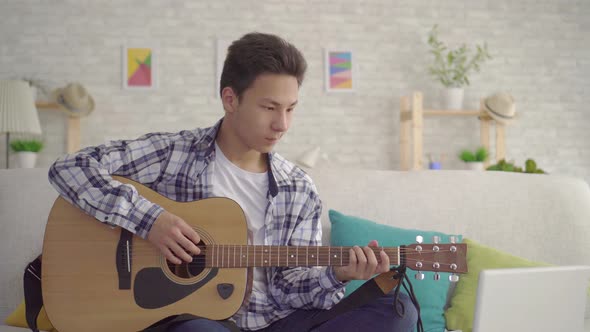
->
324, 49, 355, 93
122, 46, 157, 90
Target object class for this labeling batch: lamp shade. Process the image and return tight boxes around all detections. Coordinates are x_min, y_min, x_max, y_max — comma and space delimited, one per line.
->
0, 80, 42, 135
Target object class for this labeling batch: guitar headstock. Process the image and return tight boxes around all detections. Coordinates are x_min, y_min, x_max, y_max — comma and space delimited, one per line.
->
403, 235, 467, 282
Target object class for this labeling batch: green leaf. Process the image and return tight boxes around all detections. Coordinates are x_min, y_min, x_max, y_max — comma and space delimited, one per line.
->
459, 150, 476, 162
10, 139, 43, 152
475, 147, 488, 161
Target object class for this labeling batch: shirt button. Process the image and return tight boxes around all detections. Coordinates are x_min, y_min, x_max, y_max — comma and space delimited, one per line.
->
135, 226, 140, 231
104, 216, 109, 221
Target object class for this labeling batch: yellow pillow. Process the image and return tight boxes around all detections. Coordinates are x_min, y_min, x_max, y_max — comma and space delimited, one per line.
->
4, 300, 57, 332
444, 238, 550, 332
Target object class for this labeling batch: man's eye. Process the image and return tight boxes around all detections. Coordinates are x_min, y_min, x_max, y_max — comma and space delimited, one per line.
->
265, 106, 275, 111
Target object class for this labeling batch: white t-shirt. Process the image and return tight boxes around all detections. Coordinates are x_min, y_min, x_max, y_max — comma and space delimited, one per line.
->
211, 142, 269, 294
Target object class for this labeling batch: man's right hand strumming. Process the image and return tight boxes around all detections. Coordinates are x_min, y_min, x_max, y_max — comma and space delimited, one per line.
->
147, 211, 201, 265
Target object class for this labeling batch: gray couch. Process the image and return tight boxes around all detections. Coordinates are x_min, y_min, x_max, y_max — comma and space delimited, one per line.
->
2, 168, 590, 331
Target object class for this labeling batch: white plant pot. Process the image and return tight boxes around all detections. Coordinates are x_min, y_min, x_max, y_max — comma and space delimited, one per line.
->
466, 162, 485, 171
17, 152, 37, 168
443, 87, 464, 110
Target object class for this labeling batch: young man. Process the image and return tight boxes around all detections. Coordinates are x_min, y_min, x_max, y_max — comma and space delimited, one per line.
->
48, 32, 418, 332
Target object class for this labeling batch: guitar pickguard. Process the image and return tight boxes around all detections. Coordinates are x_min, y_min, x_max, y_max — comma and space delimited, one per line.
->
133, 267, 219, 309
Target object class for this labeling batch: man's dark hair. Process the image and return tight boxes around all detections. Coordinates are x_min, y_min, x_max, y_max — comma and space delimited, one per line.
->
220, 32, 307, 98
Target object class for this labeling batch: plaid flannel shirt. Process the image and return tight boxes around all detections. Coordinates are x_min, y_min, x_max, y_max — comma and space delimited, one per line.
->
48, 119, 346, 330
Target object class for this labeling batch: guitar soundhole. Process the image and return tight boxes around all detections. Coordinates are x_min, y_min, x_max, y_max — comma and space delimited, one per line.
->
166, 241, 207, 279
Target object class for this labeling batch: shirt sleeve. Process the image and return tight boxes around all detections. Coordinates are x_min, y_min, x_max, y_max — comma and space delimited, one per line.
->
268, 184, 347, 310
47, 132, 175, 238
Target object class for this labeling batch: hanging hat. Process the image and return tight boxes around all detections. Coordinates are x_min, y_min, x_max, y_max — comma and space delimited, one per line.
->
53, 83, 95, 117
483, 92, 516, 125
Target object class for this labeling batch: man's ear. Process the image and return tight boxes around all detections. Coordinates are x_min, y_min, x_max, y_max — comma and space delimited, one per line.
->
221, 87, 239, 114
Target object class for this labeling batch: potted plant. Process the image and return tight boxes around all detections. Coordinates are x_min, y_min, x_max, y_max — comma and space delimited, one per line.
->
427, 25, 492, 110
459, 147, 488, 171
486, 159, 546, 174
10, 139, 44, 168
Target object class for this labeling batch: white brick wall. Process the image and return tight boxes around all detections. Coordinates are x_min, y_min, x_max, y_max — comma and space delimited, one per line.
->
0, 0, 588, 183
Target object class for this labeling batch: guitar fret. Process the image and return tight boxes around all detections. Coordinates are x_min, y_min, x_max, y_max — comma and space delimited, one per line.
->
286, 246, 289, 267
233, 245, 236, 268
306, 246, 309, 266
264, 246, 268, 266
340, 247, 343, 266
316, 246, 319, 266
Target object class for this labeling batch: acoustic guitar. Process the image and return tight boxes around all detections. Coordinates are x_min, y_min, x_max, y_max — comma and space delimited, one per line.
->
42, 176, 467, 332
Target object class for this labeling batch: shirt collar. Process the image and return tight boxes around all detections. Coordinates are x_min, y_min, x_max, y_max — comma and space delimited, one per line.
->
199, 118, 279, 197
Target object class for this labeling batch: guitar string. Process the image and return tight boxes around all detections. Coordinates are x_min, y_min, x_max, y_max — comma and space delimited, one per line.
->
124, 247, 457, 253
153, 259, 462, 271
144, 256, 461, 268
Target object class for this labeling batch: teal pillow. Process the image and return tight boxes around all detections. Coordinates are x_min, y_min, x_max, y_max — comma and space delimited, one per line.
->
329, 209, 463, 332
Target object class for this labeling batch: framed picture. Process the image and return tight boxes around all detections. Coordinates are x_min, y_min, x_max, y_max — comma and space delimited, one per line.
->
325, 49, 354, 92
122, 46, 157, 90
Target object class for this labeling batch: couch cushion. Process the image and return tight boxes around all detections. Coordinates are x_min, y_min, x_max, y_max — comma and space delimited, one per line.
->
329, 209, 463, 332
444, 238, 551, 332
0, 169, 58, 323
4, 300, 55, 332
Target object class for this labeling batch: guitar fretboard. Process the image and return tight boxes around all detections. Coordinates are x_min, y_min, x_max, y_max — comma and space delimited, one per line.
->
204, 245, 400, 268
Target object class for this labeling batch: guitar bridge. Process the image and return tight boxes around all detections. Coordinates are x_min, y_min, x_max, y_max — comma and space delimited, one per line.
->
116, 229, 133, 289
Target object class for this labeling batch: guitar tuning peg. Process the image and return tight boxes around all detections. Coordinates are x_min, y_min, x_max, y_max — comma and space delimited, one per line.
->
416, 235, 423, 244
449, 274, 460, 283
449, 235, 457, 244
415, 272, 425, 280
434, 272, 440, 281
432, 235, 440, 244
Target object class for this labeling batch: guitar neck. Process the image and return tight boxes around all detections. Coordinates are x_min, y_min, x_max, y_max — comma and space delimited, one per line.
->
203, 245, 400, 268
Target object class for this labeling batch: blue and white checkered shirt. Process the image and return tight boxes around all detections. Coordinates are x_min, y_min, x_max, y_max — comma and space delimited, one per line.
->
48, 119, 346, 331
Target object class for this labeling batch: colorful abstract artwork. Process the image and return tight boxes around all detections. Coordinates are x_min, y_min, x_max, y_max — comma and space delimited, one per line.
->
123, 46, 157, 90
325, 50, 354, 92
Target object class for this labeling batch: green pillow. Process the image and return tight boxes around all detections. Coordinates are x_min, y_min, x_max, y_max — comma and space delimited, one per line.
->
329, 209, 463, 332
444, 238, 550, 332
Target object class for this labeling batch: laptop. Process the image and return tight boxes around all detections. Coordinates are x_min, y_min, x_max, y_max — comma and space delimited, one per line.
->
472, 265, 590, 332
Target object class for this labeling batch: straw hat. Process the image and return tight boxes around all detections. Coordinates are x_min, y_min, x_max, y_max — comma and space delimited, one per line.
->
53, 83, 95, 117
483, 92, 516, 125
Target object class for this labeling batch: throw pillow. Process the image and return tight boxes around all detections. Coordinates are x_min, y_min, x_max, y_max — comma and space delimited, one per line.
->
4, 300, 57, 332
444, 238, 550, 332
329, 209, 463, 332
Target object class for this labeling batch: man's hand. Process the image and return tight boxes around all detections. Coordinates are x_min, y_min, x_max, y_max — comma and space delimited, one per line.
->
147, 211, 201, 264
333, 240, 390, 282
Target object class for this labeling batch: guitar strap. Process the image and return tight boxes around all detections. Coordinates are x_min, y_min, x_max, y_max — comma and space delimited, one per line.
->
23, 255, 43, 332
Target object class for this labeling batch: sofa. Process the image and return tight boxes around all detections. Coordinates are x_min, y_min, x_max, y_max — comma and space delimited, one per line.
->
1, 167, 590, 331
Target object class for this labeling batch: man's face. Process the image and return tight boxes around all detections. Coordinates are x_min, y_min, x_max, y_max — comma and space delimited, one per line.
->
225, 73, 299, 153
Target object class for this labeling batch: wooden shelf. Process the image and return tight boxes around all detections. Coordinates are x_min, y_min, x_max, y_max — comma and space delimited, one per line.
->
399, 91, 505, 170
424, 110, 482, 116
36, 102, 80, 153
36, 101, 60, 109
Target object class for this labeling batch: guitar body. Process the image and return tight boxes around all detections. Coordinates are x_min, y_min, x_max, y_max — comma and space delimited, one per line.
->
42, 177, 249, 332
